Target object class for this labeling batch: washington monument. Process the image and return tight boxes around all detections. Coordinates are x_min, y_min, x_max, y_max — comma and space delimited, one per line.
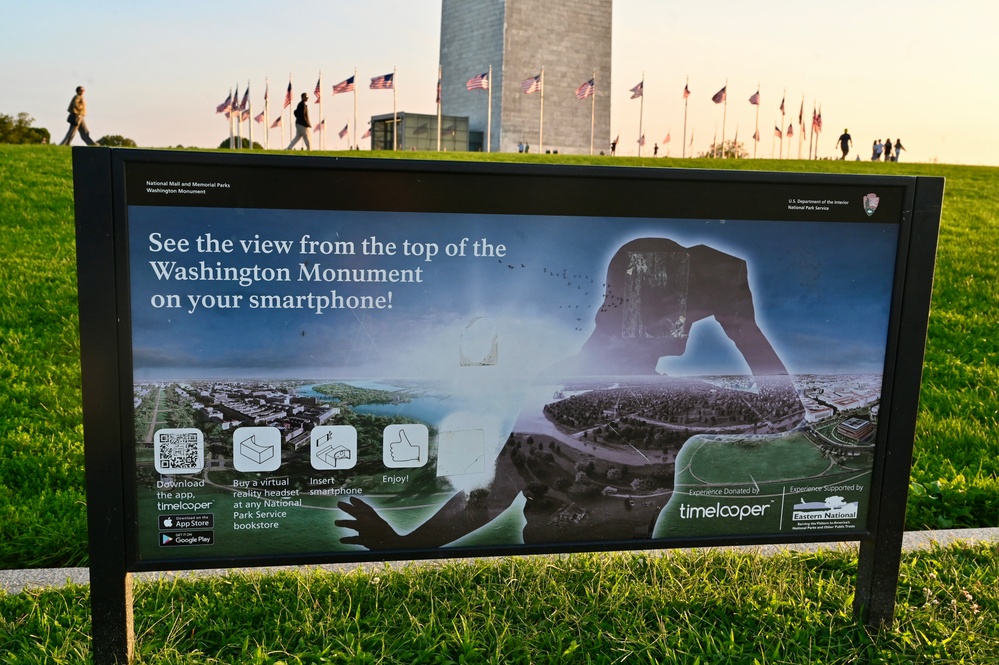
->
440, 0, 613, 154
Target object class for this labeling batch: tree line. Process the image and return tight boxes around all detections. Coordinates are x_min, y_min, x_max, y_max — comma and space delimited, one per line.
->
1, 112, 136, 146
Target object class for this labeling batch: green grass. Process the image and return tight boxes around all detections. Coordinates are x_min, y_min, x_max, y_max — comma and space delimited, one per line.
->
0, 143, 997, 569
3, 545, 998, 664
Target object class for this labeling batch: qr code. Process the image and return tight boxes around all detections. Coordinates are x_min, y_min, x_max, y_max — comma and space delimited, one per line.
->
154, 429, 204, 474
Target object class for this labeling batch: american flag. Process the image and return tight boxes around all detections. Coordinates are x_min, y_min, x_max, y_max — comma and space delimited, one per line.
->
466, 72, 489, 91
749, 90, 760, 105
370, 73, 394, 90
254, 111, 265, 124
264, 83, 268, 102
787, 124, 794, 137
575, 78, 594, 100
712, 86, 727, 104
314, 78, 322, 104
521, 75, 541, 94
663, 132, 671, 144
240, 86, 250, 112
752, 129, 759, 141
816, 107, 823, 131
332, 76, 355, 95
799, 100, 803, 125
362, 127, 371, 139
683, 83, 690, 99
216, 92, 232, 114
630, 81, 643, 99
313, 119, 324, 133
338, 123, 349, 139
241, 109, 250, 121
284, 81, 292, 108
638, 134, 645, 146
780, 96, 785, 114
436, 78, 441, 105
270, 116, 282, 129
774, 125, 782, 138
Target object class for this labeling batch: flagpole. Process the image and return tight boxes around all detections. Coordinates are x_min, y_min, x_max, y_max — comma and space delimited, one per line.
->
286, 73, 292, 147
437, 64, 442, 152
540, 68, 546, 152
247, 81, 253, 149
227, 88, 234, 149
487, 65, 492, 153
772, 121, 776, 159
589, 68, 595, 156
779, 89, 786, 159
393, 66, 398, 151
264, 78, 269, 150
809, 104, 814, 160
353, 68, 358, 149
682, 75, 689, 158
318, 71, 325, 151
721, 79, 727, 158
816, 104, 822, 159
753, 84, 759, 159
798, 96, 804, 160
638, 71, 644, 157
237, 84, 243, 149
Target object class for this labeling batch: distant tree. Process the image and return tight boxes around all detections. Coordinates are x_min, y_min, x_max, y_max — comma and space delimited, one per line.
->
697, 139, 748, 159
218, 137, 264, 150
526, 481, 549, 502
98, 135, 137, 147
0, 112, 50, 144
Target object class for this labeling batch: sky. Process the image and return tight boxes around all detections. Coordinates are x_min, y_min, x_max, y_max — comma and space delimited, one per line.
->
4, 0, 999, 165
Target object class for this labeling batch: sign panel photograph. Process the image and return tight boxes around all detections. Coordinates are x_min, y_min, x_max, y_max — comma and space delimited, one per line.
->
73, 153, 931, 569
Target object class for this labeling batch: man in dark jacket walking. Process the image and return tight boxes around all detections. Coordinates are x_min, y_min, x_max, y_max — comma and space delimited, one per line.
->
287, 93, 311, 150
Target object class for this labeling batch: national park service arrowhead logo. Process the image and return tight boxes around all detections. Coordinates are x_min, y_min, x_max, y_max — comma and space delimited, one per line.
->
863, 192, 880, 217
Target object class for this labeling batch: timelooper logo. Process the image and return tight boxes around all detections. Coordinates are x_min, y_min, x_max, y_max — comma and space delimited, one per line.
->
679, 501, 773, 520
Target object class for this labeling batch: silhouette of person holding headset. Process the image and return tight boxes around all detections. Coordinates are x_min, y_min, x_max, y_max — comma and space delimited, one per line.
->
337, 238, 802, 550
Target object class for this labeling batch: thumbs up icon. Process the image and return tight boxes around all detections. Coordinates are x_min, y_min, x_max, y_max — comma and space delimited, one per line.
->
383, 425, 428, 468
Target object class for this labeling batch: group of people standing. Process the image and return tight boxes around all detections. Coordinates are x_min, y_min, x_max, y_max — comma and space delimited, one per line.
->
871, 138, 905, 162
836, 129, 907, 162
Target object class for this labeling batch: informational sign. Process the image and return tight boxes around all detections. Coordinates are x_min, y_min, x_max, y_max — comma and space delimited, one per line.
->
74, 150, 942, 662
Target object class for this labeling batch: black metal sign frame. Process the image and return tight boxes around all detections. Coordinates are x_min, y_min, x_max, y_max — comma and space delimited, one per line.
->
74, 148, 942, 663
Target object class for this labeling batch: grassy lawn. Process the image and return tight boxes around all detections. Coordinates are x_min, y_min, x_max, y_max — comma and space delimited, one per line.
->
2, 144, 996, 568
1, 144, 997, 662
3, 546, 999, 664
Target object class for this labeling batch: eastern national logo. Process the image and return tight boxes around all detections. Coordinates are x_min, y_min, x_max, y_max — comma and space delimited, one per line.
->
792, 495, 859, 521
863, 192, 880, 217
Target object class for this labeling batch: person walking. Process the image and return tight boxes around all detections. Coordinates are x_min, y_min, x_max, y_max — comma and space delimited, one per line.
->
884, 139, 893, 163
59, 86, 96, 146
287, 93, 311, 150
872, 140, 884, 161
894, 138, 905, 162
836, 129, 852, 160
